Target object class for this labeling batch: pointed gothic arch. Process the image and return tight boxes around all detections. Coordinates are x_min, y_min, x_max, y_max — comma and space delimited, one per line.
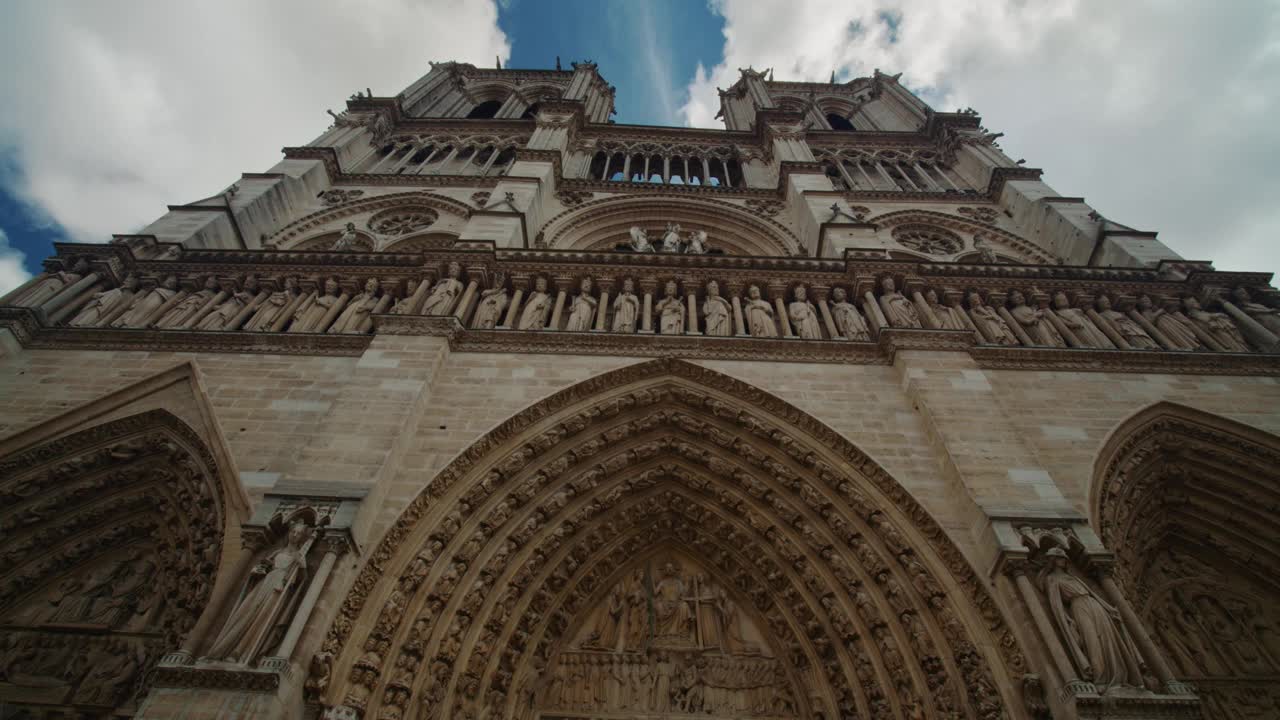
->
264, 191, 473, 250
316, 359, 1027, 720
1092, 402, 1280, 717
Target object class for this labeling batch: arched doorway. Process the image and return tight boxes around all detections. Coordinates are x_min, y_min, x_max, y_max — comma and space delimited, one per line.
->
314, 359, 1027, 719
0, 410, 234, 717
1093, 402, 1280, 717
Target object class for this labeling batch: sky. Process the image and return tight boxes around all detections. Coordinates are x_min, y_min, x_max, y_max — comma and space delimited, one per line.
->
1, 0, 1278, 296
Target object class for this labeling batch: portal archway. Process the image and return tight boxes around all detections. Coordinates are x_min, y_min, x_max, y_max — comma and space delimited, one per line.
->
1093, 402, 1280, 717
316, 359, 1027, 720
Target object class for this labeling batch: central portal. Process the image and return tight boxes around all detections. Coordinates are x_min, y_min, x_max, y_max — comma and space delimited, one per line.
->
536, 550, 796, 719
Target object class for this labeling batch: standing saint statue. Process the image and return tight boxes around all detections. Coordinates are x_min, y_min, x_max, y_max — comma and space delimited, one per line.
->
1009, 290, 1065, 346
655, 280, 684, 335
13, 258, 90, 308
788, 285, 822, 339
661, 223, 683, 253
924, 288, 966, 331
685, 229, 708, 254
877, 277, 921, 328
518, 276, 553, 330
69, 274, 139, 328
628, 226, 653, 253
197, 276, 261, 331
111, 275, 180, 328
245, 277, 301, 331
1051, 291, 1111, 348
155, 275, 220, 329
288, 277, 342, 333
1182, 296, 1251, 351
328, 277, 381, 334
968, 292, 1018, 346
702, 280, 731, 337
830, 287, 871, 340
1231, 287, 1280, 336
652, 563, 694, 644
611, 278, 640, 333
623, 570, 648, 651
565, 277, 597, 332
1136, 295, 1202, 350
581, 584, 626, 651
1096, 295, 1158, 349
331, 222, 359, 251
204, 519, 316, 666
1039, 548, 1144, 688
471, 275, 509, 329
420, 262, 464, 316
744, 285, 777, 337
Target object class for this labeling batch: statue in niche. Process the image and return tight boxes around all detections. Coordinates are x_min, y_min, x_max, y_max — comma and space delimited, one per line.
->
972, 236, 1000, 264
288, 277, 342, 333
628, 226, 653, 253
1096, 295, 1158, 349
744, 285, 777, 337
925, 288, 966, 331
197, 275, 261, 331
661, 223, 683, 252
471, 274, 509, 329
332, 222, 359, 251
1009, 289, 1064, 346
155, 275, 220, 329
611, 278, 640, 333
878, 277, 921, 328
656, 280, 684, 335
702, 280, 731, 337
1136, 295, 1202, 350
111, 275, 179, 328
1038, 548, 1144, 688
328, 277, 380, 334
245, 276, 300, 331
652, 562, 694, 644
69, 274, 139, 327
624, 569, 648, 651
420, 262, 464, 316
517, 276, 553, 330
830, 287, 871, 340
968, 292, 1017, 345
685, 229, 708, 254
203, 518, 317, 666
1051, 291, 1111, 348
1182, 296, 1251, 351
564, 277, 597, 332
17, 258, 90, 307
582, 585, 626, 651
44, 550, 156, 628
788, 285, 822, 339
1231, 287, 1280, 336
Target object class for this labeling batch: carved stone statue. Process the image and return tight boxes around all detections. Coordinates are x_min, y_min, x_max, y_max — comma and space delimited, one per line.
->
289, 277, 342, 333
744, 285, 777, 337
1137, 295, 1202, 350
203, 519, 316, 665
1182, 296, 1251, 351
245, 277, 301, 331
702, 280, 731, 337
788, 285, 822, 339
15, 258, 90, 307
1044, 292, 1103, 347
968, 292, 1017, 345
878, 277, 921, 328
972, 237, 999, 264
111, 275, 179, 328
661, 223, 683, 253
328, 277, 380, 334
518, 276, 553, 330
44, 550, 156, 628
72, 640, 144, 706
1096, 295, 1158, 349
565, 277, 597, 332
628, 226, 653, 253
652, 563, 694, 643
612, 278, 640, 333
155, 275, 220, 329
69, 274, 139, 327
1039, 548, 1144, 688
581, 585, 625, 651
471, 275, 509, 329
332, 222, 359, 251
1231, 287, 1280, 336
421, 262, 464, 316
923, 289, 965, 331
685, 229, 708, 254
197, 276, 261, 331
1009, 289, 1064, 346
656, 281, 684, 335
830, 287, 870, 340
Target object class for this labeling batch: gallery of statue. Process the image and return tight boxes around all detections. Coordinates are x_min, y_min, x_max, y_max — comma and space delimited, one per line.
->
2, 59, 1279, 720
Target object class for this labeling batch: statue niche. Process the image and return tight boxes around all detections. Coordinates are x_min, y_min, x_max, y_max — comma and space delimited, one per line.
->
539, 552, 795, 718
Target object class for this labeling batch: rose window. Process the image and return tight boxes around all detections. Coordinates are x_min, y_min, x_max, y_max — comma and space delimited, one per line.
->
891, 224, 963, 256
368, 207, 438, 236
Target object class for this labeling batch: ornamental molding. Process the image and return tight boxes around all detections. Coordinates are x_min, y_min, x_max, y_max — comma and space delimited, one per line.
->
871, 209, 1058, 265
150, 665, 281, 693
266, 191, 472, 249
971, 345, 1280, 376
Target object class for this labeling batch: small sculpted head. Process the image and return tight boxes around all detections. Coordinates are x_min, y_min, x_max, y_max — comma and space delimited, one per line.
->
967, 291, 984, 308
924, 288, 939, 305
1137, 294, 1153, 311
122, 274, 139, 291
1096, 295, 1113, 312
1010, 290, 1026, 306
1053, 291, 1070, 309
1182, 296, 1201, 311
833, 287, 848, 303
447, 262, 462, 279
748, 284, 762, 300
880, 276, 897, 293
204, 275, 219, 291
244, 275, 260, 292
162, 275, 179, 290
365, 277, 380, 293
580, 276, 592, 293
285, 276, 300, 291
1233, 287, 1252, 303
793, 285, 807, 301
623, 277, 635, 293
664, 280, 678, 297
324, 277, 340, 294
534, 275, 548, 293
706, 280, 719, 297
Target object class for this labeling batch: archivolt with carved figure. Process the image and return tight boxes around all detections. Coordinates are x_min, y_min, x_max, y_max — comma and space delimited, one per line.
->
311, 359, 1026, 720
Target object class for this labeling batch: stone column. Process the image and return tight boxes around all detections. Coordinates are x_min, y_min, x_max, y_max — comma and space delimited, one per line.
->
685, 283, 700, 335
814, 286, 840, 340
453, 278, 480, 323
548, 277, 571, 331
727, 281, 747, 337
260, 535, 349, 670
42, 273, 101, 315
47, 281, 106, 325
1098, 572, 1185, 693
1219, 298, 1280, 351
166, 533, 267, 663
640, 278, 656, 334
1010, 565, 1080, 687
1086, 306, 1132, 350
500, 276, 527, 330
770, 283, 794, 337
911, 289, 940, 329
594, 281, 612, 332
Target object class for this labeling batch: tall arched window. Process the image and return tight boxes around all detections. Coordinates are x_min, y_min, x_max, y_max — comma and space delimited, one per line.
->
466, 100, 502, 119
827, 113, 856, 131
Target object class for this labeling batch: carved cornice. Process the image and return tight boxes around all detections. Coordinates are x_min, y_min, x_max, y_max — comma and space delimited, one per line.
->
150, 665, 281, 692
972, 345, 1280, 376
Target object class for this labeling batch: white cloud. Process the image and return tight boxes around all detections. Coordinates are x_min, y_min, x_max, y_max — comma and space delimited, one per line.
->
0, 228, 32, 297
682, 0, 1280, 276
0, 1, 510, 245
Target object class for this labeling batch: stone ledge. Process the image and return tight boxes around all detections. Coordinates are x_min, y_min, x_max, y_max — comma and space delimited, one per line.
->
149, 665, 281, 693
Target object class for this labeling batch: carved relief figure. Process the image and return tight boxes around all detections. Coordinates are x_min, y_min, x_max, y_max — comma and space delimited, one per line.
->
72, 641, 145, 706
1039, 548, 1144, 688
1136, 295, 1202, 350
968, 292, 1017, 345
788, 285, 822, 339
565, 277, 597, 332
1096, 295, 1158, 349
44, 550, 156, 628
203, 519, 316, 665
16, 258, 89, 307
656, 281, 684, 335
471, 275, 509, 329
245, 276, 301, 331
972, 237, 1000, 264
1182, 296, 1251, 351
628, 226, 653, 253
661, 223, 683, 253
582, 585, 626, 651
744, 285, 777, 338
1231, 287, 1280, 336
332, 222, 359, 251
197, 275, 261, 331
518, 276, 553, 330
155, 275, 220, 329
1051, 291, 1111, 348
703, 280, 731, 337
111, 275, 179, 328
1009, 290, 1064, 346
624, 569, 648, 651
69, 274, 139, 327
329, 277, 381, 334
289, 277, 342, 333
686, 229, 708, 254
421, 262, 464, 316
612, 278, 640, 333
878, 277, 921, 328
925, 288, 965, 331
830, 287, 870, 340
652, 562, 694, 644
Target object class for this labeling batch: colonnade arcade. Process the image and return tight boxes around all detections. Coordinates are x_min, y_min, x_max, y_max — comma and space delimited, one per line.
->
311, 359, 1026, 720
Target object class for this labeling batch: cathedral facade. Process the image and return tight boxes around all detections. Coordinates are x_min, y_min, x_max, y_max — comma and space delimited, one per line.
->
1, 61, 1278, 720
